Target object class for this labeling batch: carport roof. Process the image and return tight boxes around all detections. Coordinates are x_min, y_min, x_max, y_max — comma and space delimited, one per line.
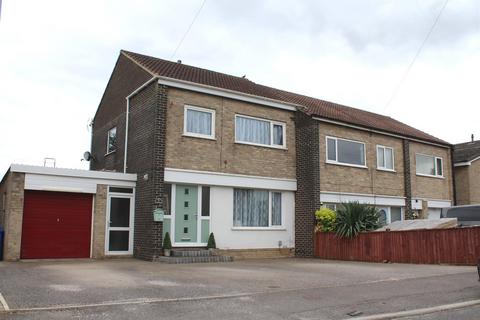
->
9, 164, 137, 181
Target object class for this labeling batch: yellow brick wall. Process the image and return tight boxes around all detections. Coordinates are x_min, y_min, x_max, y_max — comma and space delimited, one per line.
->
410, 141, 453, 200
454, 165, 470, 205
318, 122, 405, 197
165, 88, 296, 179
92, 184, 107, 259
468, 160, 480, 204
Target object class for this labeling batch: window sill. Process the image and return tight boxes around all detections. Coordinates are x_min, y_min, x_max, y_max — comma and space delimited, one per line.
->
416, 173, 445, 179
231, 227, 286, 231
377, 168, 396, 173
182, 133, 216, 141
234, 141, 287, 150
326, 161, 367, 169
105, 150, 116, 157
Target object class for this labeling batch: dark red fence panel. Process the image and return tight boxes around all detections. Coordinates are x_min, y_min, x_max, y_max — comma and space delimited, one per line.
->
314, 227, 480, 265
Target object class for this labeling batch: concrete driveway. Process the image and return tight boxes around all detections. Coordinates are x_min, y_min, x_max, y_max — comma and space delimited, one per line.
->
0, 258, 478, 319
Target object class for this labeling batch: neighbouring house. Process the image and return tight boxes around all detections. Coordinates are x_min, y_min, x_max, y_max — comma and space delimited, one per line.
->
88, 50, 455, 260
453, 138, 480, 205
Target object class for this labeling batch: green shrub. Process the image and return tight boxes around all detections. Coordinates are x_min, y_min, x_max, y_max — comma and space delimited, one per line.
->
207, 232, 216, 249
335, 202, 381, 239
315, 208, 336, 232
163, 232, 172, 250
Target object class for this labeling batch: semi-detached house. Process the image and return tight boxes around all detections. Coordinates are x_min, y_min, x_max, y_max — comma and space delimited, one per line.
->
88, 50, 454, 260
0, 50, 453, 261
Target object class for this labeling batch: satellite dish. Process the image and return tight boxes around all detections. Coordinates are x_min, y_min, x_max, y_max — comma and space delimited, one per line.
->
83, 151, 93, 161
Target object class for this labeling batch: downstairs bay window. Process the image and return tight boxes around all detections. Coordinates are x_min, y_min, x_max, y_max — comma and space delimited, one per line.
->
233, 189, 282, 228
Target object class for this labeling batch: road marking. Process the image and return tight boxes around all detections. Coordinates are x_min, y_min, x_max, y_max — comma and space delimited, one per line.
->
0, 293, 10, 311
0, 272, 475, 315
347, 299, 480, 320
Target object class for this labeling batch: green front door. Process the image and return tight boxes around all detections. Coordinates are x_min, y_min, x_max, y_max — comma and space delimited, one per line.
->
175, 185, 198, 243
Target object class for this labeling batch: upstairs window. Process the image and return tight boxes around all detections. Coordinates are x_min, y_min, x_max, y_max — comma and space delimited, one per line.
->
326, 136, 366, 167
235, 115, 285, 148
107, 127, 117, 154
377, 145, 394, 171
183, 105, 215, 139
416, 154, 443, 177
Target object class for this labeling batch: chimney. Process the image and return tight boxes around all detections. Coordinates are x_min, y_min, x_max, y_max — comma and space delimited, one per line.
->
472, 134, 475, 142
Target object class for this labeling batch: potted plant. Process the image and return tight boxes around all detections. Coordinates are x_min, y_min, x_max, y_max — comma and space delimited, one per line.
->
207, 232, 216, 252
163, 232, 172, 257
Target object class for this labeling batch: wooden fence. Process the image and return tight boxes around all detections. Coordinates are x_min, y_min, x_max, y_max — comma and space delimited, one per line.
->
314, 227, 480, 265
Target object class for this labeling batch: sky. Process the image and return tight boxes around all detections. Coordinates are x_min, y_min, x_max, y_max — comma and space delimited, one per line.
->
0, 0, 479, 174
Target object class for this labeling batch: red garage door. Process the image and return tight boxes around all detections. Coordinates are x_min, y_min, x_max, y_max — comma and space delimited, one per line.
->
21, 190, 93, 259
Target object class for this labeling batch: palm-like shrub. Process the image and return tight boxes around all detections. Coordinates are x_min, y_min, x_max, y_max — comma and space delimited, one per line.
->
335, 202, 381, 238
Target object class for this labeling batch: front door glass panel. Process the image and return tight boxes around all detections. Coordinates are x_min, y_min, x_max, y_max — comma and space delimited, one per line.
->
175, 185, 198, 243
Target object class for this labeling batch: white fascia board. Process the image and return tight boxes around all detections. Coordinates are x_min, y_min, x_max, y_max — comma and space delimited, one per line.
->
10, 164, 137, 182
320, 191, 406, 207
24, 173, 136, 194
454, 156, 480, 167
157, 77, 299, 112
454, 162, 471, 167
427, 199, 452, 208
164, 168, 297, 191
313, 117, 450, 149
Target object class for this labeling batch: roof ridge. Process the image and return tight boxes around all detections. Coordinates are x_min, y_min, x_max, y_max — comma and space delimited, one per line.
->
122, 50, 255, 83
119, 49, 450, 146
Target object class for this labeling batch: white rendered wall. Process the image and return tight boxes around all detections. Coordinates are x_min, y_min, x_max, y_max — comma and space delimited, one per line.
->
209, 186, 295, 249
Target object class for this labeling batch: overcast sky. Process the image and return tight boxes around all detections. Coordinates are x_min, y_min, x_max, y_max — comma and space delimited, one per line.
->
0, 0, 479, 174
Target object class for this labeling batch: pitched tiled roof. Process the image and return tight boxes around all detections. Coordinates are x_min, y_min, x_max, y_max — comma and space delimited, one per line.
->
453, 140, 480, 163
122, 50, 449, 146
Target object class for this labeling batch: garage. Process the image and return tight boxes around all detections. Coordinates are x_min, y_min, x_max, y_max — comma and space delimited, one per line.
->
21, 190, 93, 259
0, 164, 136, 261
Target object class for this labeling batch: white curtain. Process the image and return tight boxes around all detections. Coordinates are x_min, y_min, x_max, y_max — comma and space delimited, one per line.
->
236, 116, 270, 145
272, 192, 282, 226
233, 189, 269, 227
186, 109, 212, 135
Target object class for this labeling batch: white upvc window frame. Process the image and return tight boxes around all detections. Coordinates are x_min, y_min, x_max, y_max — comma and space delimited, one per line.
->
105, 186, 135, 256
415, 153, 444, 178
377, 206, 404, 225
183, 105, 216, 140
234, 114, 287, 149
232, 189, 285, 230
326, 136, 367, 168
106, 126, 117, 155
376, 145, 395, 172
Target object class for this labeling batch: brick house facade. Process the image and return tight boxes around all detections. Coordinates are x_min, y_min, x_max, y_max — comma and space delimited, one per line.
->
90, 50, 454, 260
453, 139, 480, 205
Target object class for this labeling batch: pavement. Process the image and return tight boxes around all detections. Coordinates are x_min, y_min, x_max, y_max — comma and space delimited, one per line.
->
0, 258, 478, 319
